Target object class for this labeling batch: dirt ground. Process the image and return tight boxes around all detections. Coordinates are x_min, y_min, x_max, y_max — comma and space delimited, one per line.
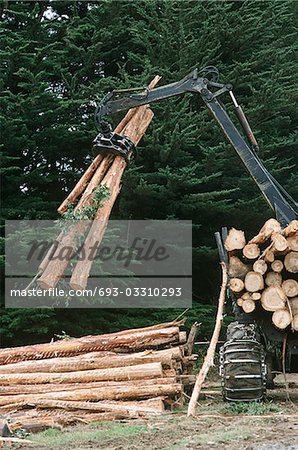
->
3, 375, 298, 450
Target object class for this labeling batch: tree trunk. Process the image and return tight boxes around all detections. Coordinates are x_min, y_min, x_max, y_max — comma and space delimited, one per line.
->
264, 250, 275, 263
289, 297, 298, 316
13, 397, 165, 415
0, 377, 176, 397
57, 154, 104, 214
271, 232, 288, 253
241, 299, 255, 313
228, 256, 250, 279
265, 271, 282, 287
187, 262, 227, 416
0, 362, 164, 386
271, 260, 283, 273
284, 252, 298, 273
229, 278, 244, 293
253, 259, 267, 275
244, 271, 264, 292
292, 315, 298, 332
282, 220, 298, 237
287, 234, 298, 251
0, 347, 183, 374
243, 244, 260, 260
249, 219, 281, 244
69, 102, 159, 290
0, 382, 182, 406
224, 228, 246, 251
282, 280, 298, 298
272, 309, 291, 330
261, 286, 287, 312
0, 325, 180, 365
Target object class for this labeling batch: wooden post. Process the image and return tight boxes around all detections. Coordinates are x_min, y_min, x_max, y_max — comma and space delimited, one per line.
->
187, 262, 227, 416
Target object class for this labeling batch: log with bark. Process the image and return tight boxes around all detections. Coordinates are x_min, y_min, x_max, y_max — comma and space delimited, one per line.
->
37, 75, 160, 289
0, 322, 182, 365
0, 320, 198, 429
0, 347, 183, 374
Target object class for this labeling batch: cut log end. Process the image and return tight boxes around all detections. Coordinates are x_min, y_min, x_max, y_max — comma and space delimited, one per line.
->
224, 228, 246, 251
272, 309, 291, 330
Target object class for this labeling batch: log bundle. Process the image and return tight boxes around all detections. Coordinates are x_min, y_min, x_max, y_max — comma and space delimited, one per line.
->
0, 321, 198, 432
36, 76, 161, 291
225, 219, 298, 331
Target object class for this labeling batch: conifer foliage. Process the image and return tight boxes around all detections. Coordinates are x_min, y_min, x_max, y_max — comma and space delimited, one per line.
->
1, 1, 297, 345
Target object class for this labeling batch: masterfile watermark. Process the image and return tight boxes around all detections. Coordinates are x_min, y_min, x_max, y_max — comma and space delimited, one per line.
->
5, 219, 192, 308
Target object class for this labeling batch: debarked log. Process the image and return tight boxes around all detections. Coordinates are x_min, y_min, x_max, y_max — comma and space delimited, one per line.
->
0, 347, 183, 374
0, 362, 164, 385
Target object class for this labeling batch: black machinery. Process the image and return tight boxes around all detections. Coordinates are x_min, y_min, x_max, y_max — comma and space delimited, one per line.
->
94, 66, 298, 401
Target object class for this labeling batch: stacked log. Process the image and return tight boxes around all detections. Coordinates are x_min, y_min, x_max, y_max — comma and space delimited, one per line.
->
0, 321, 198, 432
225, 219, 298, 331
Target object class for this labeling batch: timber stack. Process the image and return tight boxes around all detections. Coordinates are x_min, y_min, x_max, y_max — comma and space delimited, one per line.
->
225, 219, 298, 331
0, 321, 198, 433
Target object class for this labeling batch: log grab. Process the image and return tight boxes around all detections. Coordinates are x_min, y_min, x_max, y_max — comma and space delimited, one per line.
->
94, 67, 298, 404
94, 65, 297, 226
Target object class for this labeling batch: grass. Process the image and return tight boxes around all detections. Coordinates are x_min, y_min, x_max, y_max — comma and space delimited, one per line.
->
224, 401, 283, 415
168, 425, 252, 449
31, 421, 147, 448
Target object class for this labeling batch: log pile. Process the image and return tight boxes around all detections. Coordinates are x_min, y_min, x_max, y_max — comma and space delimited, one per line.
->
225, 219, 298, 331
0, 321, 198, 432
36, 75, 161, 291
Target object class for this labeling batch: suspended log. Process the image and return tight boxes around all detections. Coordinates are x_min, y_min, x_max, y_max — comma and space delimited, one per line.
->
253, 259, 268, 275
287, 234, 298, 252
228, 256, 250, 279
272, 309, 291, 330
241, 299, 255, 313
251, 292, 261, 300
69, 77, 160, 291
261, 286, 287, 312
0, 325, 181, 365
284, 252, 298, 273
243, 244, 260, 260
229, 278, 244, 293
249, 219, 281, 245
0, 382, 182, 407
0, 347, 182, 374
282, 280, 298, 298
271, 232, 288, 253
0, 362, 164, 386
224, 228, 246, 251
244, 271, 264, 292
271, 260, 284, 273
265, 271, 282, 287
38, 76, 160, 289
57, 154, 104, 214
282, 220, 298, 237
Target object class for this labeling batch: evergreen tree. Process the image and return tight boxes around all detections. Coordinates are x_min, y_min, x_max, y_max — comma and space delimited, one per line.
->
1, 1, 297, 346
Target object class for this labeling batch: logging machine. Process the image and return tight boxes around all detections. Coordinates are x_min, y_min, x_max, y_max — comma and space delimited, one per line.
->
94, 66, 298, 401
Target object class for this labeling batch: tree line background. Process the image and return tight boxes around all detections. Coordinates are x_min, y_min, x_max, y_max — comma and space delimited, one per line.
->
1, 0, 297, 346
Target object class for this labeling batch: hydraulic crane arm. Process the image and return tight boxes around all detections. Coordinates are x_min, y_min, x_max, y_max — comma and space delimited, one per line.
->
94, 67, 297, 226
